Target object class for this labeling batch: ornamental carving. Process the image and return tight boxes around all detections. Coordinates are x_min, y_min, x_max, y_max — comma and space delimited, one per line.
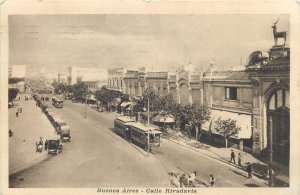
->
251, 79, 260, 87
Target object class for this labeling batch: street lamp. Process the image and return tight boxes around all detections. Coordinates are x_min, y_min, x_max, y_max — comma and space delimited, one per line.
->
147, 98, 150, 156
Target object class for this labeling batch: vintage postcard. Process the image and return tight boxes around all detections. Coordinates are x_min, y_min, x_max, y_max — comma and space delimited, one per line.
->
1, 1, 299, 195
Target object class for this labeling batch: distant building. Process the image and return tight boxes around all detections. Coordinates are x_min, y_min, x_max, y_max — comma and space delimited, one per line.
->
9, 65, 26, 79
107, 64, 202, 104
58, 66, 107, 85
84, 80, 106, 93
9, 65, 27, 92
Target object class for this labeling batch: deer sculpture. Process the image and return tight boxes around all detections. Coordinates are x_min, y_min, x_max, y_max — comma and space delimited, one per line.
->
272, 18, 287, 46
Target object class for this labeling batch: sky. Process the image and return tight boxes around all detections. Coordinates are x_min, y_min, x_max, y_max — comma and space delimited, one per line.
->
9, 14, 289, 77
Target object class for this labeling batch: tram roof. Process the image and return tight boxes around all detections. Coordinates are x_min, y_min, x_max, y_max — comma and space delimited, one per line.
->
115, 116, 136, 123
130, 122, 161, 134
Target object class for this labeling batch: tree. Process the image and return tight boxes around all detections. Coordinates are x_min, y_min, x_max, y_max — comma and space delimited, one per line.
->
95, 86, 121, 105
72, 82, 88, 99
141, 87, 162, 112
8, 88, 19, 106
52, 82, 71, 94
170, 103, 210, 141
160, 93, 177, 112
214, 118, 241, 149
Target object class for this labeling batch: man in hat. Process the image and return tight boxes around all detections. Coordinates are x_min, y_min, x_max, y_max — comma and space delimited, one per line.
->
230, 150, 236, 164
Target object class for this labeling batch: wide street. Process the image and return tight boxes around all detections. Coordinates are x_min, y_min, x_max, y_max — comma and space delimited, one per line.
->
10, 100, 268, 187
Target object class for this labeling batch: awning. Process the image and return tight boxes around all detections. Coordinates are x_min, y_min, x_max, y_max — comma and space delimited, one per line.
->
153, 114, 175, 123
126, 102, 137, 111
202, 109, 252, 139
121, 102, 132, 108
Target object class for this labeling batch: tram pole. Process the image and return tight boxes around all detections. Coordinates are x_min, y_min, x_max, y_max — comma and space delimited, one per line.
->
84, 87, 88, 119
147, 98, 150, 156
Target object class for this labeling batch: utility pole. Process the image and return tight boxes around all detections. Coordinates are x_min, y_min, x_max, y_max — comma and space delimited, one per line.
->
147, 98, 150, 156
84, 87, 88, 119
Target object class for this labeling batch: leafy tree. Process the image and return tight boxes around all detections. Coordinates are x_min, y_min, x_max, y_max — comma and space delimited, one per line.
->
160, 93, 177, 112
8, 88, 19, 106
52, 82, 71, 94
72, 82, 88, 99
95, 86, 121, 105
140, 87, 162, 112
214, 118, 241, 149
170, 103, 210, 141
190, 104, 211, 141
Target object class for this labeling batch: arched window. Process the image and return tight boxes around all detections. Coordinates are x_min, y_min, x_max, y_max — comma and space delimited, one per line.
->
268, 89, 289, 110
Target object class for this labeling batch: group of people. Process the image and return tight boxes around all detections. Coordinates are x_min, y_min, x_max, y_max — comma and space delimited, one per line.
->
15, 107, 23, 117
170, 171, 215, 188
230, 150, 253, 179
35, 137, 49, 153
24, 96, 31, 101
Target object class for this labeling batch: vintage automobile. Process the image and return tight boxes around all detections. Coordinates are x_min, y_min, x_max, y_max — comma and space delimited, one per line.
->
53, 118, 67, 133
60, 126, 71, 142
48, 113, 62, 124
47, 138, 63, 154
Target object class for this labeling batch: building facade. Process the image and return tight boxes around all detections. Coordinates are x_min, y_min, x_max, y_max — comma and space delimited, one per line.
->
246, 45, 290, 165
202, 70, 254, 152
201, 44, 289, 164
107, 64, 202, 104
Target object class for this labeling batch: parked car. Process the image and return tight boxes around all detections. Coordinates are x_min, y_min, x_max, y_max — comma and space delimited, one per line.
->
60, 126, 71, 142
47, 138, 63, 154
53, 118, 67, 133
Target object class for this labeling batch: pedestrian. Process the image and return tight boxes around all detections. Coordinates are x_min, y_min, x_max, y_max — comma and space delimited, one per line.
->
188, 171, 197, 187
39, 137, 43, 146
238, 153, 242, 166
265, 168, 274, 180
20, 107, 22, 113
209, 174, 215, 187
19, 96, 20, 100
247, 162, 253, 178
170, 172, 180, 187
179, 174, 188, 188
9, 129, 14, 137
35, 141, 39, 152
230, 150, 236, 164
16, 111, 19, 117
44, 139, 48, 151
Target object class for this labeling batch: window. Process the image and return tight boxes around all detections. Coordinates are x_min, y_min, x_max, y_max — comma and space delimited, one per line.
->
225, 87, 238, 100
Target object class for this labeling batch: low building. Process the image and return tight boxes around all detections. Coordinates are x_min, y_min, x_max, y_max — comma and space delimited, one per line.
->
202, 70, 253, 152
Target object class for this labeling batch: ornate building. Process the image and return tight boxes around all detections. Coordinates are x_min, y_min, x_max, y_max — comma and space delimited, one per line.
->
246, 45, 290, 165
107, 64, 202, 105
201, 29, 290, 165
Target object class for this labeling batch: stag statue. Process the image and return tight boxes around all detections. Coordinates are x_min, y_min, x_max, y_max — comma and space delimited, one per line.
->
272, 18, 287, 46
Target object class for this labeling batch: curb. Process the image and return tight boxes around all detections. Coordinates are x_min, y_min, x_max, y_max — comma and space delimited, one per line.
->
162, 137, 268, 183
9, 152, 51, 177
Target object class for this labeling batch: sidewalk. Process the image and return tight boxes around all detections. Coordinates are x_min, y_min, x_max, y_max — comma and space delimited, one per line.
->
9, 93, 57, 176
161, 130, 289, 187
